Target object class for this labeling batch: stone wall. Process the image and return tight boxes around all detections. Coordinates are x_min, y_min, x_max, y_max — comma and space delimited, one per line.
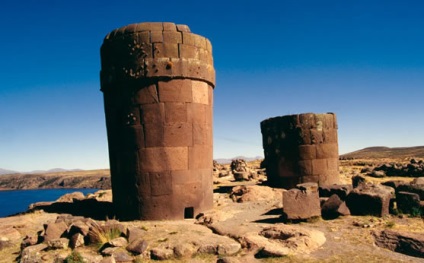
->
260, 113, 340, 189
100, 22, 215, 220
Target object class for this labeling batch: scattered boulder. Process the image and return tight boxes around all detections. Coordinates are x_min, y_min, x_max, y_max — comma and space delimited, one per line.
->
321, 194, 350, 219
126, 238, 148, 255
373, 230, 424, 258
345, 184, 394, 217
47, 238, 69, 250
56, 191, 86, 202
43, 221, 68, 242
352, 174, 367, 188
229, 185, 281, 203
283, 183, 321, 220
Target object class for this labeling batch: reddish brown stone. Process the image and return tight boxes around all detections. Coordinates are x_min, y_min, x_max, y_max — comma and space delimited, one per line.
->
298, 145, 317, 160
283, 183, 321, 220
141, 103, 165, 124
101, 22, 214, 220
192, 80, 209, 104
150, 172, 173, 196
165, 102, 188, 123
158, 79, 192, 103
312, 159, 328, 175
135, 84, 158, 105
191, 103, 206, 124
298, 160, 313, 176
163, 31, 182, 44
179, 44, 199, 59
189, 145, 212, 170
150, 31, 163, 43
163, 22, 176, 31
138, 22, 163, 32
316, 143, 338, 158
176, 24, 191, 33
153, 43, 179, 58
163, 122, 193, 147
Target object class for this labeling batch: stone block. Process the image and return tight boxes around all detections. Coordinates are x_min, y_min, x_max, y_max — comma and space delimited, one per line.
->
165, 102, 188, 123
141, 103, 165, 124
208, 85, 213, 106
150, 172, 173, 196
283, 185, 321, 220
179, 43, 199, 59
321, 194, 343, 219
138, 22, 163, 32
345, 184, 394, 217
153, 43, 179, 58
191, 103, 206, 124
189, 145, 212, 170
301, 175, 320, 184
163, 22, 177, 31
140, 147, 188, 172
135, 84, 158, 105
319, 170, 341, 186
163, 122, 193, 147
323, 129, 338, 143
316, 143, 338, 158
176, 24, 191, 32
158, 79, 192, 103
310, 129, 323, 144
143, 122, 164, 147
44, 221, 68, 242
150, 31, 163, 43
299, 113, 315, 129
192, 80, 209, 104
171, 170, 199, 185
298, 160, 313, 176
163, 31, 182, 44
327, 158, 339, 171
298, 145, 316, 160
312, 159, 328, 175
193, 122, 211, 145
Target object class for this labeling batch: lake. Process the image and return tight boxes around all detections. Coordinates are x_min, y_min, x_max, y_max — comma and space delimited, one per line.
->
0, 188, 98, 217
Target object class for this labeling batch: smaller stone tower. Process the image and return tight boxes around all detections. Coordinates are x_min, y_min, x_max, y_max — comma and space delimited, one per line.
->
260, 113, 340, 189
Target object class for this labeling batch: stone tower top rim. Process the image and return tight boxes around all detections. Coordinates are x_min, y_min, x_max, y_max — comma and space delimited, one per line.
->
103, 22, 192, 41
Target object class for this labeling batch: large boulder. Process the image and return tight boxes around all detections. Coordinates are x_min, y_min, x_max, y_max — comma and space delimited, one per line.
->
345, 184, 394, 217
283, 183, 321, 220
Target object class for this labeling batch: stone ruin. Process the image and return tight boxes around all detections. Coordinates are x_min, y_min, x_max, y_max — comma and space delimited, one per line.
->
100, 22, 215, 220
260, 113, 340, 189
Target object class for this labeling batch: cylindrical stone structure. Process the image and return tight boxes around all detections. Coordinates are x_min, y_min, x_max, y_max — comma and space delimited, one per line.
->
100, 22, 215, 220
260, 113, 340, 189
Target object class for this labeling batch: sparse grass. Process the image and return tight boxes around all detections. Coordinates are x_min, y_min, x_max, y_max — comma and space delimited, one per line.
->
64, 250, 84, 263
88, 222, 122, 249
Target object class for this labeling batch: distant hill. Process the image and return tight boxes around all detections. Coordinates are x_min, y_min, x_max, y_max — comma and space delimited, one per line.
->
215, 156, 263, 164
340, 146, 424, 159
0, 168, 19, 175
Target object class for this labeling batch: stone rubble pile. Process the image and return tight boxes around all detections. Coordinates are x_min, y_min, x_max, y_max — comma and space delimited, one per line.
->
281, 177, 424, 221
362, 159, 424, 178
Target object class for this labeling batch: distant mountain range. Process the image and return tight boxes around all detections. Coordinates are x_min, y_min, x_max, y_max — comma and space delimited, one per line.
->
0, 168, 83, 176
340, 146, 424, 159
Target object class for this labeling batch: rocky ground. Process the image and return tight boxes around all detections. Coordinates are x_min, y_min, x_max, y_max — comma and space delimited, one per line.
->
0, 159, 423, 262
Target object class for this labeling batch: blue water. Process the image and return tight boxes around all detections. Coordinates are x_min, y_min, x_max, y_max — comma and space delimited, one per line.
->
0, 188, 98, 217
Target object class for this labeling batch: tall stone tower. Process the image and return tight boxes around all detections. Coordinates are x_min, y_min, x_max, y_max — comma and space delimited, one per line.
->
260, 113, 340, 189
100, 22, 215, 220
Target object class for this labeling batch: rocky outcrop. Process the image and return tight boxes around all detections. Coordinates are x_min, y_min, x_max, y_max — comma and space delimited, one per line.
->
373, 230, 424, 258
362, 159, 424, 178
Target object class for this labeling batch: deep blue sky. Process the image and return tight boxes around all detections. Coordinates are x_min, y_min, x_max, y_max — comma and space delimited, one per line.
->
1, 1, 423, 171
